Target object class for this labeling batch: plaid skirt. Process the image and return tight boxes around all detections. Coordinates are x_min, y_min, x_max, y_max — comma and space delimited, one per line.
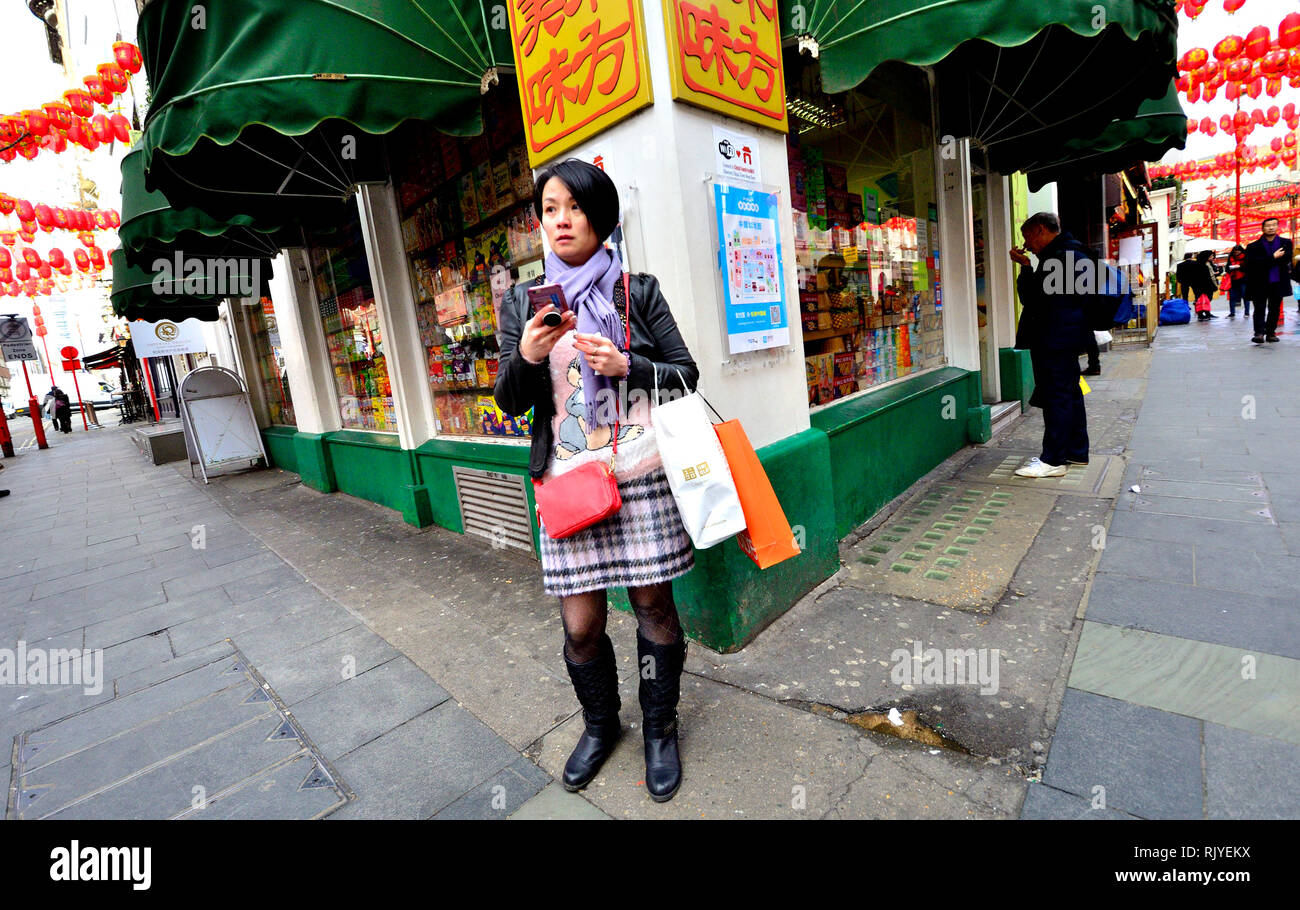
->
539, 468, 694, 597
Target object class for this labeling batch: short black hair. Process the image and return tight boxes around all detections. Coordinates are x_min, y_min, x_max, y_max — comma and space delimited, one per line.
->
1261, 216, 1280, 227
532, 159, 620, 243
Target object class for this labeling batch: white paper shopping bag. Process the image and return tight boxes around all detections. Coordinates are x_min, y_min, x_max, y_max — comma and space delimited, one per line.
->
651, 389, 747, 549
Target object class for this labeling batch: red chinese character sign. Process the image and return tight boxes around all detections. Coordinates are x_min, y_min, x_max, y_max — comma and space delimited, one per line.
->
662, 0, 788, 132
508, 0, 656, 166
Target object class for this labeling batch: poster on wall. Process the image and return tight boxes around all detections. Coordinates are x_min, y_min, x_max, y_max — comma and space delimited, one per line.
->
712, 180, 789, 354
713, 125, 761, 188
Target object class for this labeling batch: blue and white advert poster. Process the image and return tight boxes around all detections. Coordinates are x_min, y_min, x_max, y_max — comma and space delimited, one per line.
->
713, 181, 789, 354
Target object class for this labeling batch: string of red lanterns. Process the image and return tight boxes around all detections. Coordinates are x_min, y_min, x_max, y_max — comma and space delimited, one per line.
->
1178, 1, 1268, 19
0, 41, 141, 163
1175, 15, 1300, 103
0, 194, 120, 244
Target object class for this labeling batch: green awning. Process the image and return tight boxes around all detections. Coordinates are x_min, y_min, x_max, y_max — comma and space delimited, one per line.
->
117, 149, 294, 268
110, 248, 270, 324
1025, 83, 1187, 191
782, 0, 1178, 174
136, 0, 511, 226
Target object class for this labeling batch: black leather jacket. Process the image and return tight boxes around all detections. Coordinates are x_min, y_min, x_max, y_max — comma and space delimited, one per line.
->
494, 271, 699, 479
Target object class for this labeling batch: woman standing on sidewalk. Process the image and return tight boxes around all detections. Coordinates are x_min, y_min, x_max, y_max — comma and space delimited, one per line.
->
1226, 244, 1248, 319
494, 159, 699, 802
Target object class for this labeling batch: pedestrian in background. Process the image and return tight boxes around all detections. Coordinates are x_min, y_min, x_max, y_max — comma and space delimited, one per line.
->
495, 159, 699, 802
1193, 250, 1218, 320
1175, 252, 1198, 302
1226, 243, 1248, 318
43, 386, 72, 434
1245, 216, 1294, 343
1010, 212, 1090, 477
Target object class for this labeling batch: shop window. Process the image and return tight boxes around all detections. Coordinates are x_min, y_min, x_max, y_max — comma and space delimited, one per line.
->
785, 57, 947, 408
311, 212, 392, 432
248, 296, 295, 426
388, 89, 539, 440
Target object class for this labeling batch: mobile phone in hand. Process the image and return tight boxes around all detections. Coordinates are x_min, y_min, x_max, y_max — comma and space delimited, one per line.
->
528, 283, 571, 327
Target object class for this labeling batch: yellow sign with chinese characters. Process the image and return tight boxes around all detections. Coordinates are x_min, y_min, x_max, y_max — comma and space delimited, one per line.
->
662, 0, 788, 132
507, 0, 656, 166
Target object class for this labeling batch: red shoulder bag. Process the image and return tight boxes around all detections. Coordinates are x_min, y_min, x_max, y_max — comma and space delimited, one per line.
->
532, 272, 631, 540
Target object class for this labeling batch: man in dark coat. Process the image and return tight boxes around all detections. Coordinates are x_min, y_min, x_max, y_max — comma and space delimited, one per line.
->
1011, 212, 1090, 477
1175, 252, 1198, 302
1244, 216, 1294, 343
43, 387, 72, 434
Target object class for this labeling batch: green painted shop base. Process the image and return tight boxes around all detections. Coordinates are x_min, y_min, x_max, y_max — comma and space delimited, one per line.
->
258, 368, 987, 652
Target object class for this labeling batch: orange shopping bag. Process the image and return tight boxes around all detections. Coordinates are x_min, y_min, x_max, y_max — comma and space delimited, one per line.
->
713, 419, 801, 570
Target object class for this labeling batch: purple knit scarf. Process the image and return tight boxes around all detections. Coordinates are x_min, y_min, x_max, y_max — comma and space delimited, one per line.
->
545, 247, 625, 430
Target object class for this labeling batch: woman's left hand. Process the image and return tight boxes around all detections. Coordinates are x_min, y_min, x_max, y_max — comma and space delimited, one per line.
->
573, 333, 630, 378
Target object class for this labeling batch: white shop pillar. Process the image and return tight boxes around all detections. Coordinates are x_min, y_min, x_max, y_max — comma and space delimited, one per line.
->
938, 137, 980, 373
267, 248, 341, 435
356, 183, 436, 450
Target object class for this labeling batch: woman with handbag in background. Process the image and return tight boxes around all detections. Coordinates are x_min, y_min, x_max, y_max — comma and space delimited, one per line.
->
494, 159, 699, 802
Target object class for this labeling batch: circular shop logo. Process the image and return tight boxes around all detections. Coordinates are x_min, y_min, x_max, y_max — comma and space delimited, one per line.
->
155, 322, 179, 342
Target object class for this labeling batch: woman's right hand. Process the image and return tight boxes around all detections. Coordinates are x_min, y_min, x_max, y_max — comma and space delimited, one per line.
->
518, 306, 577, 364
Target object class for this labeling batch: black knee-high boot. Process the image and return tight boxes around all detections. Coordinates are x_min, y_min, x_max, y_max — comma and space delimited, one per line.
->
561, 633, 621, 792
637, 629, 686, 802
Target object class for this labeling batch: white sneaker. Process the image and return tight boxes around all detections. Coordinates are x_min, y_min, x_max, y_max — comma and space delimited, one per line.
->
1015, 457, 1067, 478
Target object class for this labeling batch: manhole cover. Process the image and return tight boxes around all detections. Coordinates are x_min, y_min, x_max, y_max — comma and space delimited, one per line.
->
8, 649, 351, 820
844, 482, 1057, 609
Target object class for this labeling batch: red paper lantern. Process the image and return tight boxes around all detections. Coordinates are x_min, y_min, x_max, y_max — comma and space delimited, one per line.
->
1180, 47, 1210, 71
1226, 58, 1253, 81
1215, 35, 1245, 60
97, 63, 128, 94
1266, 78, 1282, 97
78, 231, 96, 248
46, 248, 65, 268
17, 228, 34, 243
1188, 118, 1198, 133
109, 113, 131, 144
1204, 85, 1219, 101
1188, 83, 1202, 103
51, 208, 68, 229
82, 75, 113, 106
94, 211, 109, 229
113, 41, 143, 74
0, 250, 9, 269
63, 89, 93, 118
56, 261, 71, 277
80, 127, 99, 152
0, 195, 12, 216
90, 114, 112, 143
1224, 0, 1245, 12
23, 279, 37, 296
1262, 49, 1290, 76
22, 109, 50, 138
0, 269, 9, 283
41, 101, 73, 131
88, 248, 105, 270
20, 248, 41, 268
1281, 12, 1300, 49
33, 204, 53, 227
14, 261, 29, 281
1245, 26, 1271, 60
1286, 133, 1297, 148
73, 249, 90, 272
1176, 74, 1191, 92
1247, 78, 1262, 99
106, 210, 121, 228
36, 263, 51, 279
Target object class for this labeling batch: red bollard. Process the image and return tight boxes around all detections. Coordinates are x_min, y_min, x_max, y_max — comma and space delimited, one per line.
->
20, 362, 47, 450
0, 408, 13, 458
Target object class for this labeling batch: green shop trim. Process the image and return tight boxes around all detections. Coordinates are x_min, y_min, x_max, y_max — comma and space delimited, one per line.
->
259, 368, 985, 651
